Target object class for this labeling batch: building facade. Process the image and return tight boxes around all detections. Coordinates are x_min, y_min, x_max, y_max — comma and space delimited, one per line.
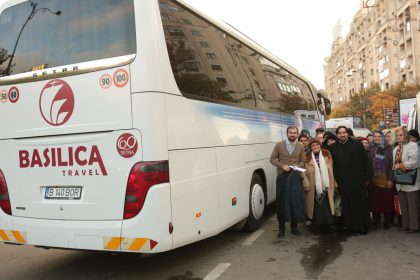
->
324, 0, 420, 107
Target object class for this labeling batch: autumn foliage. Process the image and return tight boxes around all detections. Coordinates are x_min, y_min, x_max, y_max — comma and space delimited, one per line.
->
330, 82, 420, 129
368, 93, 398, 120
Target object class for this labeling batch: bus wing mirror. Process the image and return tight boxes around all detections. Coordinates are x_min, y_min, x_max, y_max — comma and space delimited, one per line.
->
317, 100, 325, 115
324, 98, 332, 115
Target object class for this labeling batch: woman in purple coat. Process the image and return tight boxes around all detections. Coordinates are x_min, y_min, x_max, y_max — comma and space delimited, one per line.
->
368, 131, 394, 229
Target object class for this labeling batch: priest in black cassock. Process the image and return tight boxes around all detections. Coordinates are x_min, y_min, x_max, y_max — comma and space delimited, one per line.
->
330, 126, 371, 234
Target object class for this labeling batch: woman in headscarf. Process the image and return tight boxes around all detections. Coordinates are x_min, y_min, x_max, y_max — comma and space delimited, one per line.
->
393, 127, 420, 233
383, 129, 396, 147
368, 131, 394, 229
303, 139, 336, 228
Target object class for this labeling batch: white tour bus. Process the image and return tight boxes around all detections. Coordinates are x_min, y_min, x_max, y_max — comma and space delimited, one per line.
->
0, 0, 330, 253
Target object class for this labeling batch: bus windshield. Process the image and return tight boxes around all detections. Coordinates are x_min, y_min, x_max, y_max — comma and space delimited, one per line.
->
0, 0, 136, 78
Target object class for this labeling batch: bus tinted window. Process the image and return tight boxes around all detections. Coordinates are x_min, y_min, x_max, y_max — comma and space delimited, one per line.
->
159, 0, 262, 109
159, 0, 317, 119
0, 0, 136, 77
255, 57, 317, 116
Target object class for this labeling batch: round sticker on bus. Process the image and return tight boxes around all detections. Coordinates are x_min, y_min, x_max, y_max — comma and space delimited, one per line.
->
39, 79, 75, 126
116, 133, 138, 158
8, 87, 19, 103
100, 74, 112, 89
113, 69, 129, 88
0, 90, 8, 103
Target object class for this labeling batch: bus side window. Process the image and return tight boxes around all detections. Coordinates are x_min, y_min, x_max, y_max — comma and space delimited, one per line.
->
159, 0, 263, 109
254, 56, 318, 119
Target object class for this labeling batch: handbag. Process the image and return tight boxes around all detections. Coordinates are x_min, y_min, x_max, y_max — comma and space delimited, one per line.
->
394, 168, 417, 185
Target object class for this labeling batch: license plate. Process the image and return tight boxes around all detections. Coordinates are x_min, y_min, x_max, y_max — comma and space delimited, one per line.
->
44, 186, 82, 200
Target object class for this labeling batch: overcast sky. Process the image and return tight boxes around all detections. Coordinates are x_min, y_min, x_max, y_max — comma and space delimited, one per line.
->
184, 0, 361, 90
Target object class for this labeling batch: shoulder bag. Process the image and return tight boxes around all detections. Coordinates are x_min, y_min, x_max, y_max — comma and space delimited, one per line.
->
394, 168, 417, 185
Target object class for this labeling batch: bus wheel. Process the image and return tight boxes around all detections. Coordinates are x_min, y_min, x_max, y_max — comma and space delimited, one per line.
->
246, 173, 265, 231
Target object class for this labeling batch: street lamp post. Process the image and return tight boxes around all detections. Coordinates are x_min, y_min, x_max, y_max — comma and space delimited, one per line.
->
4, 1, 61, 75
347, 63, 368, 128
359, 63, 368, 128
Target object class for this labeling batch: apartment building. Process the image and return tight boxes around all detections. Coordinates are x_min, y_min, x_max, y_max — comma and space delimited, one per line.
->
324, 0, 420, 107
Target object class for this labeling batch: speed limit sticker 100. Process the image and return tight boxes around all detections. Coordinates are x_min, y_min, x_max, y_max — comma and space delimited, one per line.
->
113, 69, 129, 88
8, 87, 19, 103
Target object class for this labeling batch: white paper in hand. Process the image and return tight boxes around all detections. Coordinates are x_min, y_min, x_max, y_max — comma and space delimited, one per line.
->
289, 166, 306, 173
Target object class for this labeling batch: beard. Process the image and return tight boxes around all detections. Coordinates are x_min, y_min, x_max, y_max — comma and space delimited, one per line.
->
338, 136, 348, 142
288, 136, 297, 142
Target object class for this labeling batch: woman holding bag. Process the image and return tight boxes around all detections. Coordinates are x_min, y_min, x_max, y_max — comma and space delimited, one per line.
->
303, 139, 336, 228
393, 127, 420, 233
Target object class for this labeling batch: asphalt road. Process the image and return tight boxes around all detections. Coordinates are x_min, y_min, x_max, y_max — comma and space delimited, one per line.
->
1, 207, 420, 280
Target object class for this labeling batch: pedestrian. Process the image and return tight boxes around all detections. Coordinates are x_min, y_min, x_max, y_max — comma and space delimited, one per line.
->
368, 131, 394, 230
322, 131, 334, 149
367, 133, 373, 143
330, 126, 370, 235
298, 134, 310, 153
383, 128, 400, 225
316, 131, 325, 144
303, 139, 336, 229
383, 129, 396, 147
324, 134, 338, 146
393, 127, 419, 233
270, 126, 306, 237
347, 128, 355, 139
408, 129, 420, 143
301, 129, 311, 138
358, 137, 370, 153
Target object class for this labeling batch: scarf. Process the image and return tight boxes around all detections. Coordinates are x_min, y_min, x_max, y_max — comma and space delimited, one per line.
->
369, 144, 387, 176
395, 143, 403, 164
312, 152, 330, 196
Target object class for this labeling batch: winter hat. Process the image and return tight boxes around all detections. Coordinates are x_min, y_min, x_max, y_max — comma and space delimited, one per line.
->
308, 138, 322, 149
301, 129, 310, 136
324, 134, 338, 142
408, 129, 420, 141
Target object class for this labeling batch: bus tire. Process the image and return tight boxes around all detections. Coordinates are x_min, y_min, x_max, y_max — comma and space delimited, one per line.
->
246, 173, 265, 231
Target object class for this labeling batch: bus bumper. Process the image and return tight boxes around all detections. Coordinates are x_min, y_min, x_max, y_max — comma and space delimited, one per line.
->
0, 184, 172, 253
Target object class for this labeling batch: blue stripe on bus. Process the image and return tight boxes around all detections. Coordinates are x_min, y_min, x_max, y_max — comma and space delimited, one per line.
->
203, 103, 320, 131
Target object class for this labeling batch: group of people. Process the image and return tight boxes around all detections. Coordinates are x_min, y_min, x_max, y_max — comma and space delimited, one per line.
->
270, 125, 420, 237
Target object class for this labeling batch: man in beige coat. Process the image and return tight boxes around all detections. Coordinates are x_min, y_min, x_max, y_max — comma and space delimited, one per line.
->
270, 126, 306, 237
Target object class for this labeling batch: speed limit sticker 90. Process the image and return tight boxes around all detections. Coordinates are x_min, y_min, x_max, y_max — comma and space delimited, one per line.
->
99, 74, 112, 89
0, 90, 7, 103
113, 69, 129, 88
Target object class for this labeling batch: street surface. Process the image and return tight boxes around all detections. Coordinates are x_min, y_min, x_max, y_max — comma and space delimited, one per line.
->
1, 206, 420, 280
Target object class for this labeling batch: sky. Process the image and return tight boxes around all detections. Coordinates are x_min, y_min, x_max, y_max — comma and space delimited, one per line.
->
184, 0, 361, 90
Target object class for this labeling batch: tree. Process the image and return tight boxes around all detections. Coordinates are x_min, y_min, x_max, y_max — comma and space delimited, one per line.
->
382, 82, 420, 99
368, 93, 398, 120
330, 83, 379, 124
166, 40, 195, 76
0, 47, 11, 76
330, 102, 352, 118
177, 74, 235, 103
